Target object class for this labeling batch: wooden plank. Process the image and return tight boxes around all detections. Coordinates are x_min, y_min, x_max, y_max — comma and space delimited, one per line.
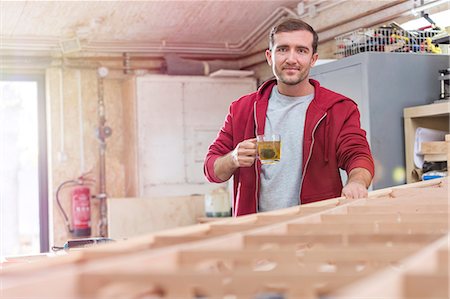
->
320, 213, 449, 223
403, 273, 449, 299
77, 270, 367, 299
424, 153, 447, 162
177, 249, 297, 271
206, 223, 268, 236
403, 102, 450, 118
447, 134, 450, 172
178, 247, 419, 264
287, 222, 448, 235
420, 141, 447, 154
404, 114, 416, 184
437, 249, 449, 273
254, 206, 333, 224
107, 195, 205, 239
79, 272, 247, 298
346, 204, 449, 214
243, 233, 444, 248
152, 235, 210, 247
375, 187, 448, 203
197, 216, 230, 223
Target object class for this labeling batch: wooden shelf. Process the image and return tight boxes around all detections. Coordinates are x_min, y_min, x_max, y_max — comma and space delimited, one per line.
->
404, 102, 450, 118
404, 103, 450, 183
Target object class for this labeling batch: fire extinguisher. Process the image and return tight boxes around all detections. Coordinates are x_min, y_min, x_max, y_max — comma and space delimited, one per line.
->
56, 175, 94, 237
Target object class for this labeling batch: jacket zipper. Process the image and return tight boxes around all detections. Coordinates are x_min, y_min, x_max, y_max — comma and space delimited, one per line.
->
253, 101, 259, 213
300, 112, 327, 204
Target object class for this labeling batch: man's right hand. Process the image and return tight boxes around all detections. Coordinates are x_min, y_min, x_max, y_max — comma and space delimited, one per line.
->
214, 138, 257, 181
231, 138, 257, 167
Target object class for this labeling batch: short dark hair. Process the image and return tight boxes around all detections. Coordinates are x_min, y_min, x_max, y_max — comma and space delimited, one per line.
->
269, 18, 319, 53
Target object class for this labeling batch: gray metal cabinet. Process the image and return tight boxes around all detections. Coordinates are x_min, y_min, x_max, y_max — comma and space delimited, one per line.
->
310, 52, 450, 189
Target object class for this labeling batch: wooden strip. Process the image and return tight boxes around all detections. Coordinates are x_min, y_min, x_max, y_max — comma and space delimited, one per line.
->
79, 272, 258, 298
301, 247, 419, 263
424, 153, 447, 162
437, 249, 449, 273
347, 233, 444, 245
420, 141, 447, 154
244, 234, 339, 248
403, 273, 449, 299
390, 177, 445, 189
403, 102, 450, 118
347, 204, 448, 214
389, 186, 447, 201
177, 246, 422, 272
206, 223, 265, 236
177, 249, 298, 272
152, 235, 210, 247
244, 233, 444, 248
447, 134, 450, 172
254, 206, 333, 224
380, 195, 449, 204
320, 213, 449, 223
287, 222, 448, 235
78, 270, 367, 299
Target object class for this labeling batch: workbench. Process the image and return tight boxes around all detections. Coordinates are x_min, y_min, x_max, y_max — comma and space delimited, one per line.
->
1, 178, 448, 298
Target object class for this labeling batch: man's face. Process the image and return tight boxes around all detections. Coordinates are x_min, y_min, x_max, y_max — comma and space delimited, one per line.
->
265, 30, 318, 86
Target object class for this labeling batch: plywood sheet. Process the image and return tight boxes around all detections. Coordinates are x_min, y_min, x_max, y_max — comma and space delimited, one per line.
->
107, 195, 205, 239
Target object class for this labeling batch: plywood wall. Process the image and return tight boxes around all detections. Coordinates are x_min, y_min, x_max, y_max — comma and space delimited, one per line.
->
46, 68, 129, 246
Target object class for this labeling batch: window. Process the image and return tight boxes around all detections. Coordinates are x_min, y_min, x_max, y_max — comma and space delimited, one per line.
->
0, 73, 48, 257
401, 9, 450, 30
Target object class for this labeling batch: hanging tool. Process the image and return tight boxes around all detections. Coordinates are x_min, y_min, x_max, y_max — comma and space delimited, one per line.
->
421, 12, 441, 31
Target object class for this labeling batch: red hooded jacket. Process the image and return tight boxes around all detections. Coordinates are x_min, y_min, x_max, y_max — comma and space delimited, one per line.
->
204, 79, 374, 216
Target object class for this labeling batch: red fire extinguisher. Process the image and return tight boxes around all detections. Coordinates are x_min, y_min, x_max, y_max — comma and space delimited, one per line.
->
56, 175, 94, 237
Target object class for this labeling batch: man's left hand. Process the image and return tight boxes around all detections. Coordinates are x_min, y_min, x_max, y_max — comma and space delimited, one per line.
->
341, 181, 368, 199
341, 168, 372, 199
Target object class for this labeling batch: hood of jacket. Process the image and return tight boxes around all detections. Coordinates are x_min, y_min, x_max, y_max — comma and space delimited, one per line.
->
253, 77, 354, 140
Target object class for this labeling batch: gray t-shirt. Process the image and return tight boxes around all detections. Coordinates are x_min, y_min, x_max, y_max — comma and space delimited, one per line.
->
258, 86, 314, 212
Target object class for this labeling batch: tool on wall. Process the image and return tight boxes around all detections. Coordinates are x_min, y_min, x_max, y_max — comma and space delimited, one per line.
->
55, 173, 95, 237
438, 68, 450, 101
419, 12, 440, 31
95, 66, 112, 237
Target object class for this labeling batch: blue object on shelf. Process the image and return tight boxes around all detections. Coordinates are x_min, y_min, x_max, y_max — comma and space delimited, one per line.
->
422, 171, 447, 180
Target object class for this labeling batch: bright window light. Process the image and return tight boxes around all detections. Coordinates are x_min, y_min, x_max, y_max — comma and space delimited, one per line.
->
401, 9, 450, 30
1, 81, 41, 257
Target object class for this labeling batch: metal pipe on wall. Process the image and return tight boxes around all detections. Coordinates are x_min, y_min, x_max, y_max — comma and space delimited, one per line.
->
76, 70, 86, 173
95, 67, 112, 237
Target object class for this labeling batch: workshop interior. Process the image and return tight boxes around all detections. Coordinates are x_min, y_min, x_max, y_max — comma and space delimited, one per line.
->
1, 0, 450, 298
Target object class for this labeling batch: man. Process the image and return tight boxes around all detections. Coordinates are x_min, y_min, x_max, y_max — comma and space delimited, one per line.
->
204, 18, 374, 216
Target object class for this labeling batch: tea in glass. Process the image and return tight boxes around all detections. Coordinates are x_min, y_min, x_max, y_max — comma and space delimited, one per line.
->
257, 134, 281, 164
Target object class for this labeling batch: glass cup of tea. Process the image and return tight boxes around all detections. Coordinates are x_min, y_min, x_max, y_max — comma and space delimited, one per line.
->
257, 134, 281, 164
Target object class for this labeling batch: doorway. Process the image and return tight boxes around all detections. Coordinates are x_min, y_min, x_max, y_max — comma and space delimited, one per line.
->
0, 73, 49, 256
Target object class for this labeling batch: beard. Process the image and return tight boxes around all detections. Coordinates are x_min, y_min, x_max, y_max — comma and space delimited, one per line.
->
274, 64, 310, 86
